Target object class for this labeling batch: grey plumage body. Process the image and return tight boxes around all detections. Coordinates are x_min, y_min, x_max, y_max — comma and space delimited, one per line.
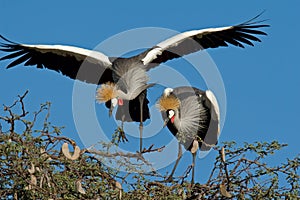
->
162, 86, 219, 151
163, 87, 219, 151
158, 87, 220, 183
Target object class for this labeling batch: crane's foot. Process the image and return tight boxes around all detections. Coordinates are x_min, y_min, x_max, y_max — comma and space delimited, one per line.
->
118, 128, 128, 143
112, 126, 129, 144
164, 175, 174, 182
157, 175, 174, 183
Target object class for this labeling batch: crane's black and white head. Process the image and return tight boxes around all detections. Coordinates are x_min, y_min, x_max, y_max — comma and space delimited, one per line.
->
167, 109, 176, 124
96, 82, 124, 116
157, 88, 181, 126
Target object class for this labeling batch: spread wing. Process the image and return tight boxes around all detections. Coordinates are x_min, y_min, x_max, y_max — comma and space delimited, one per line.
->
141, 14, 269, 69
0, 35, 113, 84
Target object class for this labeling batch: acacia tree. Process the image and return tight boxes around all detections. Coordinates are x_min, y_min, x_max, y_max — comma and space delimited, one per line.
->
0, 92, 299, 199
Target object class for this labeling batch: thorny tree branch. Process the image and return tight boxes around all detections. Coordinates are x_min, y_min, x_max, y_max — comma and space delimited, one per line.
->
0, 90, 29, 133
0, 92, 299, 199
141, 144, 165, 154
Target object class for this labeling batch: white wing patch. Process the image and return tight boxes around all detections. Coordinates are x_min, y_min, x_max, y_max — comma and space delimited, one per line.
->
205, 90, 220, 122
23, 44, 112, 66
205, 90, 220, 135
142, 26, 232, 65
142, 48, 162, 65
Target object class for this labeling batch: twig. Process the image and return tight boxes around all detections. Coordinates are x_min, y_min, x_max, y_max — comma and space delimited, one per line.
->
85, 148, 152, 166
141, 144, 165, 154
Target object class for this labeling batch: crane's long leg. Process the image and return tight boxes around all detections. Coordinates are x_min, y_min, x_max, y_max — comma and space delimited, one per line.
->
139, 94, 144, 153
139, 122, 143, 153
166, 142, 182, 181
191, 152, 196, 185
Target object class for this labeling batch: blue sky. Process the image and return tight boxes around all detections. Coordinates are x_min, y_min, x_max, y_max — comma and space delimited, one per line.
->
1, 1, 299, 183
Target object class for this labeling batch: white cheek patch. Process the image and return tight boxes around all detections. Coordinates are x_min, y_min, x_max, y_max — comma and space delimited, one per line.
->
111, 98, 118, 107
168, 110, 175, 119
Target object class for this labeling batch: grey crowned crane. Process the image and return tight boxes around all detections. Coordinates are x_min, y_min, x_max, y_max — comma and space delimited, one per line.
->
0, 14, 268, 152
157, 87, 220, 184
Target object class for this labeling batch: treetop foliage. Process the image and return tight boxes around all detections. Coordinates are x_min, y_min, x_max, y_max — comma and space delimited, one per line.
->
0, 92, 299, 199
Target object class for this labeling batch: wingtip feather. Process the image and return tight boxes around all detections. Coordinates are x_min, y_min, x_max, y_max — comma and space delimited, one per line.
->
0, 35, 17, 44
241, 10, 267, 24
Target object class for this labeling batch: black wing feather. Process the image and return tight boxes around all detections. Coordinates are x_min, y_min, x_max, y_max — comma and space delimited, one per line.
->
237, 28, 267, 35
0, 50, 25, 61
147, 15, 269, 68
207, 34, 229, 47
238, 32, 262, 42
0, 36, 113, 85
6, 53, 32, 68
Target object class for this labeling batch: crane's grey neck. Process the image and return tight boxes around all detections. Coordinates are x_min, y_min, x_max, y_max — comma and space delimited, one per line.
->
112, 59, 149, 100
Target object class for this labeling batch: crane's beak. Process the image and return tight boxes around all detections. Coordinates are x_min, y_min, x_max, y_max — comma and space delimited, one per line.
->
163, 118, 169, 128
109, 107, 113, 117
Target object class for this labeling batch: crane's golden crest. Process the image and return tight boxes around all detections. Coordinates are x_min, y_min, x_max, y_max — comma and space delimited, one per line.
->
157, 95, 180, 111
96, 82, 117, 102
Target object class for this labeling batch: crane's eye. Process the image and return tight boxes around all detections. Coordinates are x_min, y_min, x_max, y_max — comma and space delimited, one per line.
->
167, 110, 175, 119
